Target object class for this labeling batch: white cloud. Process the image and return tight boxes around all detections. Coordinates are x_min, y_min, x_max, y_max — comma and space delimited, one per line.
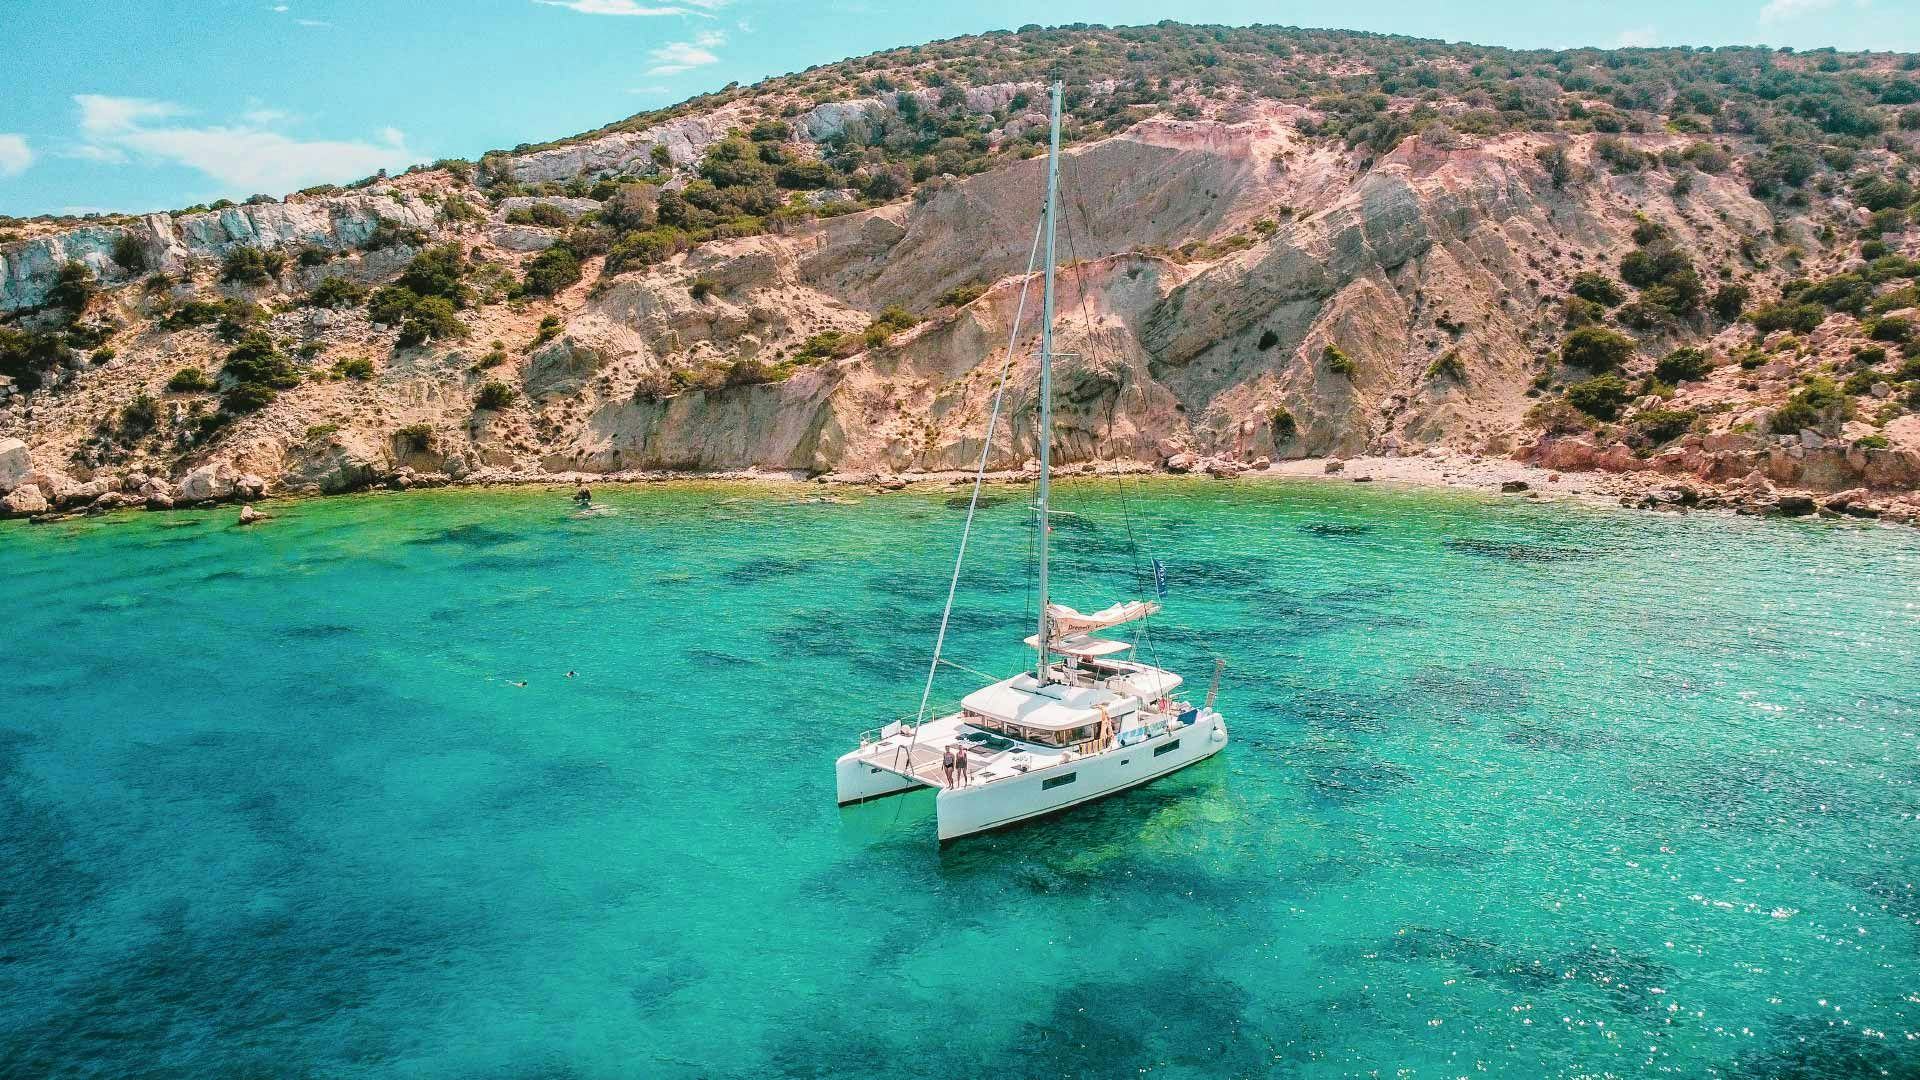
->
70, 94, 416, 195
0, 134, 33, 178
534, 0, 703, 15
296, 18, 331, 27
645, 30, 724, 75
627, 84, 672, 95
1759, 0, 1837, 22
1616, 26, 1658, 47
77, 94, 184, 136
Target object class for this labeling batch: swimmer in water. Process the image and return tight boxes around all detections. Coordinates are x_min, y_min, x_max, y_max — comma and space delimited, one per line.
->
511, 680, 527, 688
566, 670, 577, 678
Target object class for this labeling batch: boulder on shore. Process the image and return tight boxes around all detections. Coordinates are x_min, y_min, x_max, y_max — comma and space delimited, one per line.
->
3, 484, 50, 516
238, 505, 266, 526
0, 438, 29, 493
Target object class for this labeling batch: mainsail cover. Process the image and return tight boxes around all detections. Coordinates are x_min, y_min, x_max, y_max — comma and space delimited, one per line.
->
1045, 601, 1160, 636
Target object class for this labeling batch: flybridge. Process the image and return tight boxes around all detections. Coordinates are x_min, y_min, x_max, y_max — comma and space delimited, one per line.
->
830, 81, 1229, 843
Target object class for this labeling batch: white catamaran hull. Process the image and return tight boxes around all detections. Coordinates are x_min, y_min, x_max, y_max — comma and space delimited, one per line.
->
935, 712, 1227, 841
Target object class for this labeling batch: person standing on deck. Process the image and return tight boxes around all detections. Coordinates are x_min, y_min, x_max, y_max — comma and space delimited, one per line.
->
954, 743, 970, 787
941, 744, 956, 787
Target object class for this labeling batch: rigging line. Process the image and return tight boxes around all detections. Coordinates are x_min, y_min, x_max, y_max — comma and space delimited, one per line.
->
907, 214, 1049, 752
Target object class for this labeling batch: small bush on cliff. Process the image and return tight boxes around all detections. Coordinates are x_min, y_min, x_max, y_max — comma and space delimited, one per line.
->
939, 283, 986, 308
1709, 284, 1750, 323
333, 356, 375, 380
1653, 348, 1712, 384
49, 261, 97, 315
1426, 350, 1468, 383
1749, 301, 1825, 335
1561, 326, 1634, 371
111, 234, 147, 272
1866, 316, 1914, 344
1257, 329, 1280, 351
1564, 373, 1633, 420
518, 244, 583, 298
505, 203, 572, 228
475, 380, 517, 410
1569, 272, 1625, 307
166, 367, 214, 393
362, 219, 427, 251
1769, 374, 1850, 434
1322, 344, 1356, 378
220, 246, 285, 285
305, 275, 368, 309
219, 331, 300, 415
0, 326, 72, 392
1271, 406, 1297, 441
1629, 407, 1699, 446
395, 423, 434, 453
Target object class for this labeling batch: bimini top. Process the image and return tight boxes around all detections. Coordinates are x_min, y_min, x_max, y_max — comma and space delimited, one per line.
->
962, 672, 1139, 731
1046, 600, 1159, 636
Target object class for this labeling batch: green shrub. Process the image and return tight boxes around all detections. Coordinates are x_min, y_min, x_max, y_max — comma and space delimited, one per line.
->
1769, 375, 1850, 434
1271, 406, 1297, 440
1569, 271, 1625, 307
605, 227, 689, 274
1653, 347, 1712, 383
166, 367, 214, 392
1426, 350, 1467, 382
1256, 329, 1281, 351
220, 246, 285, 285
532, 314, 563, 349
0, 326, 72, 392
689, 277, 717, 301
1561, 325, 1634, 371
116, 394, 160, 440
394, 245, 473, 307
1748, 302, 1825, 335
49, 261, 97, 314
111, 234, 147, 272
395, 423, 434, 453
1564, 373, 1633, 419
1866, 316, 1913, 343
1322, 343, 1356, 378
362, 218, 428, 251
219, 331, 300, 415
504, 203, 572, 227
1841, 368, 1879, 395
333, 356, 375, 380
519, 244, 583, 297
1855, 433, 1891, 450
938, 283, 986, 308
1630, 407, 1698, 445
305, 275, 368, 309
1709, 284, 1749, 322
475, 380, 517, 410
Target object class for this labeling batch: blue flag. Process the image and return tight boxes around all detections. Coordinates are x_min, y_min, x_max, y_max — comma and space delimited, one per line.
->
1151, 558, 1168, 598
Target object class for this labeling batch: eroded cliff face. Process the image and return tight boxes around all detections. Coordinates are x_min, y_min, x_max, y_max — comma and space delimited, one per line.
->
2, 96, 1917, 514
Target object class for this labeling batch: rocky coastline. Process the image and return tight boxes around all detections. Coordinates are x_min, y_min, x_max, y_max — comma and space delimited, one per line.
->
5, 431, 1915, 530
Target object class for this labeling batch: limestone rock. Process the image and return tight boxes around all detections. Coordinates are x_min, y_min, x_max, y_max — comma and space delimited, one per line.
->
3, 484, 49, 516
238, 505, 266, 526
1500, 479, 1530, 493
178, 463, 236, 503
0, 438, 28, 493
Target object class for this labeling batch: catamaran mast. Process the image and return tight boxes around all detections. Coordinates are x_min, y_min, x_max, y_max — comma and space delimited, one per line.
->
1035, 80, 1062, 684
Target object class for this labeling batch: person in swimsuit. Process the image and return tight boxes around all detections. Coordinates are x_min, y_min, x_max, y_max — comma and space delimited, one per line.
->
954, 743, 970, 788
941, 745, 956, 787
573, 486, 592, 507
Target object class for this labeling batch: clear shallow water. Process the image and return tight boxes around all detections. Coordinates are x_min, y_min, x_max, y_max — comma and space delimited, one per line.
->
3, 479, 1918, 1079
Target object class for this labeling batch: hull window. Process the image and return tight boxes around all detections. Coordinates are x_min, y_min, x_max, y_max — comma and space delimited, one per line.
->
1041, 772, 1078, 791
1153, 739, 1182, 757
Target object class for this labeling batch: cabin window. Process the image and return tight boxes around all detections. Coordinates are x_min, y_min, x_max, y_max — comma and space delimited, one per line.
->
1041, 772, 1077, 790
1153, 739, 1181, 757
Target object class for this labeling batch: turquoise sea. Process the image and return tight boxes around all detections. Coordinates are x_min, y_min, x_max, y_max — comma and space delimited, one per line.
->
3, 478, 1918, 1079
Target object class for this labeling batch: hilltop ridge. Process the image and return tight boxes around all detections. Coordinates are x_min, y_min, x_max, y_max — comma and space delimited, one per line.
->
4, 23, 1920, 521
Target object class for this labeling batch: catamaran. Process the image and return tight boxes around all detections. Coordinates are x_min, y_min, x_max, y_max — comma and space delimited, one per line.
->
833, 82, 1229, 842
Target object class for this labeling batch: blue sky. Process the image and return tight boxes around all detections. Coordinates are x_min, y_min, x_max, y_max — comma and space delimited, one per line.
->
2, 0, 1915, 218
